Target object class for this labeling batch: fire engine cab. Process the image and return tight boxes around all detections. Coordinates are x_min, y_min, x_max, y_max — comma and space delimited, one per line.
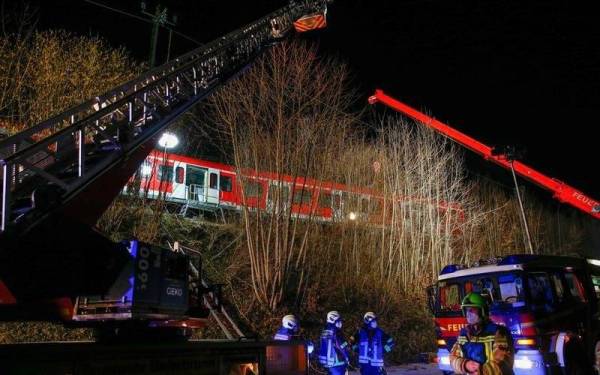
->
428, 254, 600, 374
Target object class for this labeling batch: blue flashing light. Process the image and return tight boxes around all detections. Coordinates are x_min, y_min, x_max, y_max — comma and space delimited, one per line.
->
440, 264, 461, 275
498, 255, 538, 266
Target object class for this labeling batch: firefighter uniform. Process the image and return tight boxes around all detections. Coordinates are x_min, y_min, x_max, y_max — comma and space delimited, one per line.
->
319, 311, 350, 375
449, 293, 514, 375
352, 312, 395, 375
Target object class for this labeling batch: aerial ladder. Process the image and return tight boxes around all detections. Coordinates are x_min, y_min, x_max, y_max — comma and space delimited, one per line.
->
368, 89, 600, 220
0, 0, 330, 316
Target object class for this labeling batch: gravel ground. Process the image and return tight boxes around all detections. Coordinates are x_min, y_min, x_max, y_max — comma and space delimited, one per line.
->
311, 363, 441, 375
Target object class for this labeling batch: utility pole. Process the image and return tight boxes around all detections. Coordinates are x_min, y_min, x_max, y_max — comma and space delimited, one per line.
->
141, 1, 177, 67
84, 1, 200, 67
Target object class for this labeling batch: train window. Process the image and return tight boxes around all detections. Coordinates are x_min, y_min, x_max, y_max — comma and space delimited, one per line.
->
175, 167, 184, 183
565, 272, 586, 302
319, 192, 332, 208
269, 184, 289, 204
243, 180, 263, 197
158, 165, 173, 182
360, 197, 369, 213
293, 188, 311, 205
369, 199, 382, 214
140, 160, 153, 178
186, 167, 205, 186
220, 175, 232, 192
210, 173, 218, 189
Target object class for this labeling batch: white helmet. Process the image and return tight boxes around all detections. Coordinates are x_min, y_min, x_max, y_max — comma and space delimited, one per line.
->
363, 311, 377, 324
282, 314, 299, 330
327, 310, 341, 324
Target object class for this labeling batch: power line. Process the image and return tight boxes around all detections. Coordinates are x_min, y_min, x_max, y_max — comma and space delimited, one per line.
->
83, 0, 151, 25
82, 0, 202, 46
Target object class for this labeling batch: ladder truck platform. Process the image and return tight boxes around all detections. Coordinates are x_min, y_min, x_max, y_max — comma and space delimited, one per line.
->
0, 339, 308, 375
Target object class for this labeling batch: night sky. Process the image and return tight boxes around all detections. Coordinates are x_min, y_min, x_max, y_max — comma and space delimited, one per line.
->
23, 0, 600, 207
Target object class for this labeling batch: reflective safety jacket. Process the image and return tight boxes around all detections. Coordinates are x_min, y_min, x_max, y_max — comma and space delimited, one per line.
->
449, 321, 514, 375
273, 327, 296, 341
318, 323, 349, 368
352, 326, 395, 367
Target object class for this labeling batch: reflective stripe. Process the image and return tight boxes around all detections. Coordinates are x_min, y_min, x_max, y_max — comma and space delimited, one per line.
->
357, 328, 385, 367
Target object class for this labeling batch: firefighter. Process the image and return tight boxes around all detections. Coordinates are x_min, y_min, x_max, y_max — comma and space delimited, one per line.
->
318, 310, 350, 375
273, 314, 315, 355
449, 292, 514, 375
274, 314, 300, 341
350, 312, 395, 375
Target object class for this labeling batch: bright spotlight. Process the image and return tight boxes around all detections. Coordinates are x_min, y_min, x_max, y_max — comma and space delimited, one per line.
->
158, 132, 179, 149
348, 212, 357, 221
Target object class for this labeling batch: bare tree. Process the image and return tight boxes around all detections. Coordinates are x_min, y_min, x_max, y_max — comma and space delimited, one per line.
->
205, 41, 358, 310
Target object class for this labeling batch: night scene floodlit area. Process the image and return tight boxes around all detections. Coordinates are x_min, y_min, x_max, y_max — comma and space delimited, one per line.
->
0, 1, 600, 374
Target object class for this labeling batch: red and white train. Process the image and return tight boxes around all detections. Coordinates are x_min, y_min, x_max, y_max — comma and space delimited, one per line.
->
128, 150, 464, 225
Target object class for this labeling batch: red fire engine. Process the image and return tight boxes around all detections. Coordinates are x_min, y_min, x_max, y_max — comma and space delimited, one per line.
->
428, 255, 600, 374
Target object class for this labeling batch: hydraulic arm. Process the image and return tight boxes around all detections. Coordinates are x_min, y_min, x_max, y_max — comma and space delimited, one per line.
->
369, 89, 600, 219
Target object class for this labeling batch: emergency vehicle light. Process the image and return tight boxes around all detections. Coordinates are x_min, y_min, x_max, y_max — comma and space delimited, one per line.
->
516, 338, 536, 346
498, 255, 538, 266
440, 264, 462, 275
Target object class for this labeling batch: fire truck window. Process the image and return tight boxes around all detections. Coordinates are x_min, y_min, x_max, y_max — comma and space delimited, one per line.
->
498, 273, 524, 306
591, 275, 600, 299
464, 281, 473, 294
220, 175, 232, 192
550, 273, 566, 304
243, 180, 263, 198
473, 277, 498, 302
565, 272, 586, 302
175, 167, 184, 183
209, 173, 218, 189
158, 165, 173, 182
293, 188, 312, 205
528, 273, 555, 313
319, 192, 332, 208
439, 283, 461, 312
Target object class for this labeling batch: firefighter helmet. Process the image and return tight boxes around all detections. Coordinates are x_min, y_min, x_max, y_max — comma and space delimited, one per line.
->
327, 310, 341, 324
282, 314, 299, 330
461, 292, 489, 317
363, 311, 377, 323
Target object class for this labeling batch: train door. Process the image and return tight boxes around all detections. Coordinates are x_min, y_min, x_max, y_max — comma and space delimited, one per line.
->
268, 182, 290, 214
186, 165, 207, 205
331, 190, 343, 221
171, 162, 187, 201
206, 169, 220, 205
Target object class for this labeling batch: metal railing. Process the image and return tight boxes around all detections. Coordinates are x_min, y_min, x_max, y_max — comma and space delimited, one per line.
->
0, 1, 325, 233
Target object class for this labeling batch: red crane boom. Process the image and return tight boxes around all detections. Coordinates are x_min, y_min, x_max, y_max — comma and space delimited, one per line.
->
368, 89, 600, 219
